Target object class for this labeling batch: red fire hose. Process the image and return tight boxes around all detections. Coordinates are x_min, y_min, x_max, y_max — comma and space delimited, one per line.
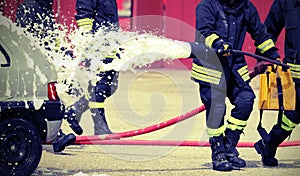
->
76, 139, 300, 148
76, 105, 206, 141
75, 103, 300, 148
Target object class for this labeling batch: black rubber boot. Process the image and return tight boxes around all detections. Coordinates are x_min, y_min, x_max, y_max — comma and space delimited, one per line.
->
209, 136, 233, 171
65, 107, 83, 135
91, 108, 112, 135
254, 124, 291, 166
224, 129, 246, 168
52, 130, 76, 152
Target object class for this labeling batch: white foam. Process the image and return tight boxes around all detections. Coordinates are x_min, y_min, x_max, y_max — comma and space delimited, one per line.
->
0, 14, 192, 107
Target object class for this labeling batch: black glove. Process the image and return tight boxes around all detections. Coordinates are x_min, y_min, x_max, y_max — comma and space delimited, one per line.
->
212, 39, 232, 56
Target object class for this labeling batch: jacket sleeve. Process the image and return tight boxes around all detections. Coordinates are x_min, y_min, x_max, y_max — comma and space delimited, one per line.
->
75, 0, 97, 31
264, 0, 285, 42
247, 2, 280, 59
196, 1, 220, 48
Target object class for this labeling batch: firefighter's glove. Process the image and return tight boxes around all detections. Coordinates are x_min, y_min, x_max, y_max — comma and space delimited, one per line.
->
212, 39, 232, 57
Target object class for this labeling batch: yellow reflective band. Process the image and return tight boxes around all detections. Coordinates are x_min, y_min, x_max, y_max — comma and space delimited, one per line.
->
227, 116, 247, 131
192, 63, 222, 78
281, 124, 294, 131
242, 74, 250, 82
287, 63, 300, 71
206, 125, 226, 137
228, 116, 247, 126
80, 25, 93, 31
205, 34, 219, 48
191, 71, 220, 85
54, 38, 61, 48
257, 39, 275, 54
89, 101, 104, 109
227, 124, 245, 131
238, 65, 248, 76
282, 114, 297, 129
281, 124, 293, 131
291, 71, 300, 79
238, 66, 250, 82
105, 50, 118, 59
77, 18, 93, 31
287, 63, 300, 79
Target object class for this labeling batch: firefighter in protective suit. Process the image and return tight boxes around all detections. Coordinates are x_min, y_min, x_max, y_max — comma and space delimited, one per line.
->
67, 0, 120, 135
193, 0, 281, 171
254, 0, 300, 167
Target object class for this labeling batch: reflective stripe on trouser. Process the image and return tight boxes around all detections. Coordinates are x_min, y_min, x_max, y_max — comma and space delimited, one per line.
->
199, 78, 254, 130
281, 114, 298, 131
226, 116, 247, 131
89, 101, 104, 109
206, 125, 226, 138
282, 82, 300, 128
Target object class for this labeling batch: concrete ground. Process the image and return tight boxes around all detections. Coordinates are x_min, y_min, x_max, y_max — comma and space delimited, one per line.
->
33, 69, 300, 176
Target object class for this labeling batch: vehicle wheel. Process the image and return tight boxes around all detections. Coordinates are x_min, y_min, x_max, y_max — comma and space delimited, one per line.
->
0, 118, 42, 176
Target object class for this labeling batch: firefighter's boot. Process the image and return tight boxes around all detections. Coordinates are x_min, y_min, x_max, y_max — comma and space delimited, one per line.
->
224, 129, 246, 167
254, 124, 291, 166
65, 97, 90, 135
209, 136, 233, 171
65, 107, 83, 135
52, 130, 76, 152
91, 108, 112, 135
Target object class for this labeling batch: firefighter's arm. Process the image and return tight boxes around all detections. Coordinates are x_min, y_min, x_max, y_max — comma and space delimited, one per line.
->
75, 0, 95, 32
264, 0, 285, 42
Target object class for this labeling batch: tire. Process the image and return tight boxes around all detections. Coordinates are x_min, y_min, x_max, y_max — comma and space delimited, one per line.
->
0, 118, 42, 176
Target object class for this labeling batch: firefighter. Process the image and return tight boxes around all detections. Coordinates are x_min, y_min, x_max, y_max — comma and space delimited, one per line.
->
15, 0, 81, 152
68, 0, 120, 135
254, 0, 300, 167
193, 0, 281, 171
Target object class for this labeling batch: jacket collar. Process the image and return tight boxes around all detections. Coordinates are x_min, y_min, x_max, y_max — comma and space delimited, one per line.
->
219, 0, 247, 15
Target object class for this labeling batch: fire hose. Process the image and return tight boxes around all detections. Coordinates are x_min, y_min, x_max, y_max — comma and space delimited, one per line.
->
75, 51, 298, 147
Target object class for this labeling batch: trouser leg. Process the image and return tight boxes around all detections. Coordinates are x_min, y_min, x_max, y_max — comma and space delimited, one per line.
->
225, 83, 255, 167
